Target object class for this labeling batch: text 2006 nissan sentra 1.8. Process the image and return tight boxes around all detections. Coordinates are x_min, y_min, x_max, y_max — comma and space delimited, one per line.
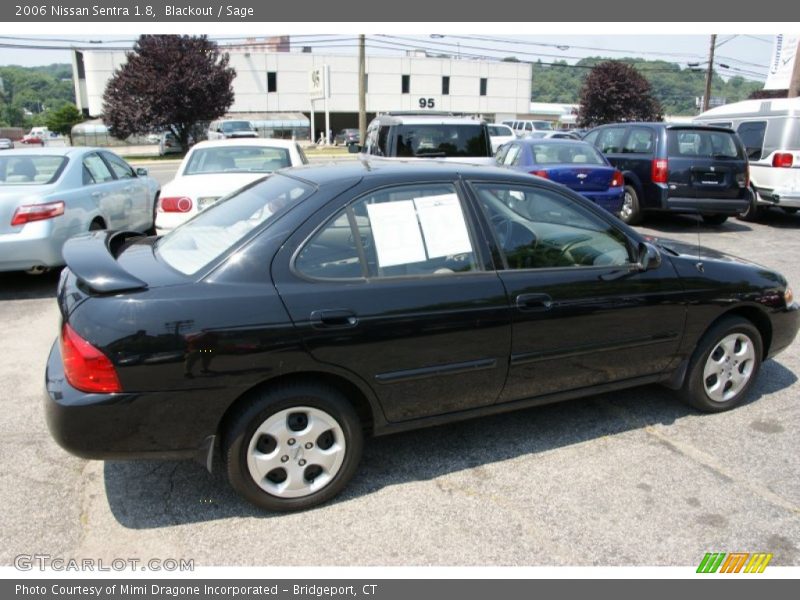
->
45, 162, 799, 511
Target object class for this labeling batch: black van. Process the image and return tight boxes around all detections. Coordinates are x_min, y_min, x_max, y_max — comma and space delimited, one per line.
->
583, 123, 751, 225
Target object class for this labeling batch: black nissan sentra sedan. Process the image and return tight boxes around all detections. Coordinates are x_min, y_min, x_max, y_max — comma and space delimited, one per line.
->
46, 161, 799, 511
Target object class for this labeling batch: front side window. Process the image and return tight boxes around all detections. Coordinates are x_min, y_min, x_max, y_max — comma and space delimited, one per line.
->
83, 153, 115, 183
157, 174, 313, 275
102, 152, 135, 179
296, 183, 478, 279
473, 183, 631, 270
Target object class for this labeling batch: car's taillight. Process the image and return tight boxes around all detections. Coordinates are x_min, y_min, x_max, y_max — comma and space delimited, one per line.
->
736, 167, 749, 188
772, 153, 794, 168
10, 201, 64, 226
610, 170, 624, 187
159, 196, 193, 213
60, 323, 121, 393
651, 159, 669, 184
530, 170, 549, 178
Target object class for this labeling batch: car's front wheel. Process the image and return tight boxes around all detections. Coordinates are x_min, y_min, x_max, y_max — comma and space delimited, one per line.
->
680, 316, 762, 413
701, 214, 728, 226
224, 383, 363, 511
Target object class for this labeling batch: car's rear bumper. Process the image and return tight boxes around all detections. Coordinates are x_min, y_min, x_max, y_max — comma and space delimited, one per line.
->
44, 340, 212, 461
755, 187, 800, 208
664, 196, 750, 214
0, 220, 67, 272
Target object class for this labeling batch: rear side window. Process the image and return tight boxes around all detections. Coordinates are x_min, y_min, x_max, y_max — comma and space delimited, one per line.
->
736, 121, 767, 160
668, 130, 742, 159
102, 152, 135, 179
83, 153, 115, 183
393, 124, 489, 157
623, 128, 655, 154
296, 183, 478, 279
157, 174, 313, 275
762, 117, 800, 156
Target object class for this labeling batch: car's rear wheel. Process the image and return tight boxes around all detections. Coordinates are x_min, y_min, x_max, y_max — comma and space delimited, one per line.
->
680, 316, 762, 413
701, 214, 728, 226
224, 383, 363, 511
737, 188, 763, 222
620, 185, 643, 225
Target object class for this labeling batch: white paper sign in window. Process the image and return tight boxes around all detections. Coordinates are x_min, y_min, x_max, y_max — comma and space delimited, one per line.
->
413, 194, 473, 259
366, 200, 427, 267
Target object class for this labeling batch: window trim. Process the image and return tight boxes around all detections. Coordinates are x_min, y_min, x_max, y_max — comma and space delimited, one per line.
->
290, 180, 487, 283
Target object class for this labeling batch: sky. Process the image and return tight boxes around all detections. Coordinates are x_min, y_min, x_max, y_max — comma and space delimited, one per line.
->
0, 34, 776, 82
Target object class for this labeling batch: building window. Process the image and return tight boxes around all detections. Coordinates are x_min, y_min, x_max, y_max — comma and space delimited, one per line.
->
402, 75, 410, 94
479, 78, 487, 96
267, 72, 277, 93
442, 76, 450, 95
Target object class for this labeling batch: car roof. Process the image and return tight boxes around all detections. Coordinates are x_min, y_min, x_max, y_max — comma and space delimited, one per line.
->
371, 114, 484, 126
189, 139, 297, 150
518, 138, 591, 146
279, 159, 537, 187
0, 146, 96, 157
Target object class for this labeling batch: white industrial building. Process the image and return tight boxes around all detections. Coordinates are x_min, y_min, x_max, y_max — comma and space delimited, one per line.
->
71, 43, 533, 140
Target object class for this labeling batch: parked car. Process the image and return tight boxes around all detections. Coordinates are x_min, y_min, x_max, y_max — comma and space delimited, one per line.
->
583, 123, 751, 225
334, 128, 361, 146
694, 98, 800, 221
46, 161, 798, 512
155, 139, 307, 234
207, 120, 258, 140
0, 147, 159, 273
487, 123, 515, 153
357, 112, 494, 164
502, 119, 554, 137
157, 131, 185, 156
528, 130, 582, 140
0, 138, 14, 150
496, 138, 624, 214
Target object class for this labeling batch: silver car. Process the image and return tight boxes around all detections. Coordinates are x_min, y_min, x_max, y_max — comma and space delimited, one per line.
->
0, 138, 14, 150
0, 147, 159, 273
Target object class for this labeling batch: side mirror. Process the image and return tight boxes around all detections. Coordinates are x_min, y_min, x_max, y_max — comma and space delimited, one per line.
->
637, 241, 661, 272
348, 144, 362, 154
136, 167, 148, 177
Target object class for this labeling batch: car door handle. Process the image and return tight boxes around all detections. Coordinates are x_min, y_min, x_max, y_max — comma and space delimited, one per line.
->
516, 293, 552, 312
310, 309, 359, 329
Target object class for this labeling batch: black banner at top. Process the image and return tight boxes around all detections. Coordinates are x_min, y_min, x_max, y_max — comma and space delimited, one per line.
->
0, 0, 798, 22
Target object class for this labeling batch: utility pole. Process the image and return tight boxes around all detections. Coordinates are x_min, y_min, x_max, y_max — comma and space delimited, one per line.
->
358, 34, 367, 146
703, 34, 717, 112
789, 38, 800, 98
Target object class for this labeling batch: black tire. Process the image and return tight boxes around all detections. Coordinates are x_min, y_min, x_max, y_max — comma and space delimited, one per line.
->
146, 193, 159, 236
620, 185, 643, 225
737, 188, 763, 222
224, 382, 363, 512
680, 316, 762, 413
701, 214, 728, 226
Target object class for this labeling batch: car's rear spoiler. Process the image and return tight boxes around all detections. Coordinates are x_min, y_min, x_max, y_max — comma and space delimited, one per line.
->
62, 230, 148, 294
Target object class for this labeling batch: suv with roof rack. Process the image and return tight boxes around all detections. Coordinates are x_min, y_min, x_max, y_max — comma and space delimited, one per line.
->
355, 112, 494, 164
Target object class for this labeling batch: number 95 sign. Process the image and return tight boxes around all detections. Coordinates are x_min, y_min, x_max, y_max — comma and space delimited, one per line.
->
418, 98, 437, 109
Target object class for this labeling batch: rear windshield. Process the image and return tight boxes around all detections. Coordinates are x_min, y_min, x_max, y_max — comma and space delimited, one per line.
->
393, 124, 490, 157
530, 142, 606, 165
667, 129, 743, 159
184, 146, 291, 175
156, 174, 314, 275
220, 121, 254, 133
0, 155, 67, 185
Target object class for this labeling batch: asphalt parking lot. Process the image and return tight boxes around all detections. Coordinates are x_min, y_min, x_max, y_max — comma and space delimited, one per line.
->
1, 168, 799, 567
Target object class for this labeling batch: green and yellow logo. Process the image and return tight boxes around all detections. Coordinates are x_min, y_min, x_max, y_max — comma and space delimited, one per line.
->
697, 552, 773, 573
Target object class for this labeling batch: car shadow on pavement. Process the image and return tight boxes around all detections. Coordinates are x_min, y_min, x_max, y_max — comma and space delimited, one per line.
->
640, 213, 753, 234
0, 269, 61, 301
103, 359, 796, 528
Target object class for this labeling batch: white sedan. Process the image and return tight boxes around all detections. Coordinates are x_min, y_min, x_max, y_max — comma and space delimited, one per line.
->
155, 139, 308, 234
486, 123, 515, 153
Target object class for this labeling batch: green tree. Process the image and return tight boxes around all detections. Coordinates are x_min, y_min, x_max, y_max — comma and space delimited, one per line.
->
578, 61, 663, 127
46, 103, 83, 144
